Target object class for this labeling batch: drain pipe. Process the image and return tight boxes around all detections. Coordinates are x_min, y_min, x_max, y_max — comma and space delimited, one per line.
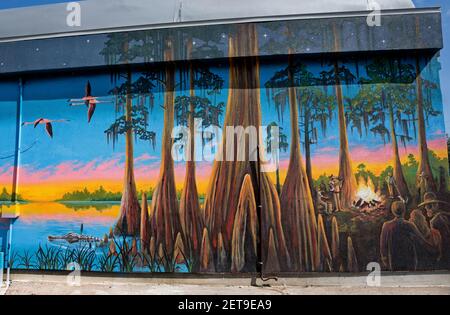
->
1, 222, 13, 295
6, 219, 14, 292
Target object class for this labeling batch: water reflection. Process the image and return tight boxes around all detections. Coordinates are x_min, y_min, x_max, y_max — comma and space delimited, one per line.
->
10, 202, 189, 273
12, 202, 116, 270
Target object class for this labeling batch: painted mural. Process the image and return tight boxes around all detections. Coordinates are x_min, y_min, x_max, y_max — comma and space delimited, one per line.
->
0, 27, 449, 274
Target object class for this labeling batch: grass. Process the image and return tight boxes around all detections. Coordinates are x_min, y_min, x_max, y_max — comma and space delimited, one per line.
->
13, 230, 194, 273
178, 249, 194, 273
20, 244, 97, 271
35, 245, 61, 270
71, 245, 97, 271
58, 247, 75, 270
156, 245, 176, 273
17, 250, 34, 269
7, 250, 18, 269
139, 251, 159, 272
112, 234, 139, 273
97, 250, 119, 272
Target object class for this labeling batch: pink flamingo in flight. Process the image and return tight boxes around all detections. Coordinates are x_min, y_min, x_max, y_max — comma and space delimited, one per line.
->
68, 81, 112, 123
22, 118, 70, 138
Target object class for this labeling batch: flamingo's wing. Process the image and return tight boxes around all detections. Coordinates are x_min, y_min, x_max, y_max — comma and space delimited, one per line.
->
85, 81, 92, 97
45, 122, 53, 138
34, 118, 44, 128
87, 103, 96, 123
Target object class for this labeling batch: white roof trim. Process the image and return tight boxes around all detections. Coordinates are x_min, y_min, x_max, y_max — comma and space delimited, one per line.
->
0, 0, 416, 41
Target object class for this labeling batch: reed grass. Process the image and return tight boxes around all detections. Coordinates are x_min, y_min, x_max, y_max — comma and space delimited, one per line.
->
97, 250, 119, 272
18, 250, 34, 269
35, 245, 62, 270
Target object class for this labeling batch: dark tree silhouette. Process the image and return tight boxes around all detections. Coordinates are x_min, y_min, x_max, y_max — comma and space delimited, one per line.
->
174, 59, 224, 268
265, 122, 288, 195
203, 24, 291, 272
319, 61, 357, 209
351, 58, 417, 200
101, 34, 158, 236
261, 23, 325, 271
265, 63, 335, 196
415, 57, 440, 194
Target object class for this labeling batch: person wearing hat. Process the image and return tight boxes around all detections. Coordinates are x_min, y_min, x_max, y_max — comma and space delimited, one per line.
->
409, 209, 442, 270
419, 192, 450, 269
416, 172, 429, 203
329, 175, 343, 212
316, 185, 331, 215
386, 171, 400, 200
380, 201, 437, 271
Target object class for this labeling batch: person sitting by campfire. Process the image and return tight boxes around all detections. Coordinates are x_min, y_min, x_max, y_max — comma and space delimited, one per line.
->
380, 201, 437, 271
409, 208, 442, 269
416, 172, 429, 203
386, 172, 400, 200
316, 185, 331, 215
418, 192, 450, 269
329, 175, 343, 212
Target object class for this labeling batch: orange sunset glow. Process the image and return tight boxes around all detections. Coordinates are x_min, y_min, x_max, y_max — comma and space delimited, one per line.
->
6, 136, 446, 202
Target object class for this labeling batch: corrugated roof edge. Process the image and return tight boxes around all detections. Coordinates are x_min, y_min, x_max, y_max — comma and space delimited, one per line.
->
0, 7, 441, 43
0, 8, 442, 75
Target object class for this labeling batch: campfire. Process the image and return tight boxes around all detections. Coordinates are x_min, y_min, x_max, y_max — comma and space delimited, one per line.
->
354, 177, 382, 209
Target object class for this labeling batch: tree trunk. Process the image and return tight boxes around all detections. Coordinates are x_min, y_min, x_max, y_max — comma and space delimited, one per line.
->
280, 51, 319, 271
331, 23, 356, 209
150, 39, 183, 255
115, 67, 141, 235
317, 214, 332, 272
272, 142, 281, 195
304, 108, 314, 196
140, 193, 151, 253
275, 168, 281, 196
387, 99, 411, 200
203, 24, 290, 271
179, 40, 203, 266
334, 60, 357, 209
439, 167, 447, 193
199, 228, 215, 272
415, 56, 437, 192
346, 236, 358, 272
265, 228, 281, 273
331, 216, 340, 270
231, 174, 258, 272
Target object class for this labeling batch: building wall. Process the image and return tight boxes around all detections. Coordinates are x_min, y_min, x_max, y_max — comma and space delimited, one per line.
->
0, 81, 17, 204
0, 80, 18, 255
0, 51, 448, 273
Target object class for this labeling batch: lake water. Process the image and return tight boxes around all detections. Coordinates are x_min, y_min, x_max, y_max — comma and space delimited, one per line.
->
1, 201, 192, 273
12, 202, 119, 253
4, 202, 157, 272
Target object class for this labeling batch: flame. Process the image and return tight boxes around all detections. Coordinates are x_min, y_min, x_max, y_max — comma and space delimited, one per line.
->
356, 176, 381, 203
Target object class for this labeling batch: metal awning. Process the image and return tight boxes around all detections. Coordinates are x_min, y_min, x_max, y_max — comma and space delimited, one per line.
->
0, 6, 442, 76
0, 0, 415, 42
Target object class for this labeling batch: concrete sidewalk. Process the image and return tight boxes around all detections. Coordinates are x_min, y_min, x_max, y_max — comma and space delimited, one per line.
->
4, 272, 450, 295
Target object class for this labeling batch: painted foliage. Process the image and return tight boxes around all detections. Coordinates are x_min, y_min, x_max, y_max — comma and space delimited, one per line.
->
0, 29, 449, 273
